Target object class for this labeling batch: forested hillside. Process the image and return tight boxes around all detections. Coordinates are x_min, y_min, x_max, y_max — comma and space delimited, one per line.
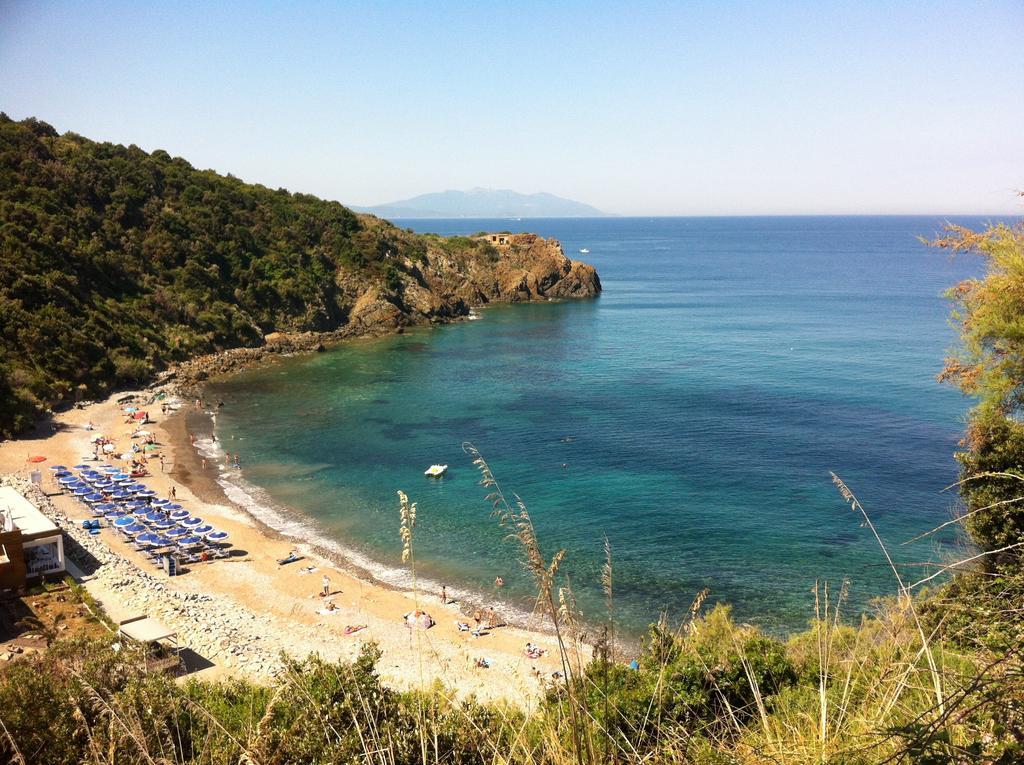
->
0, 115, 598, 436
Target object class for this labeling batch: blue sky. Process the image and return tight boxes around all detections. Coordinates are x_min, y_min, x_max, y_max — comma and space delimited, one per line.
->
2, 1, 1022, 215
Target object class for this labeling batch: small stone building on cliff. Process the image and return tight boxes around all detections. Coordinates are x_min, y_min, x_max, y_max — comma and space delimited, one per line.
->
480, 233, 541, 247
0, 486, 65, 589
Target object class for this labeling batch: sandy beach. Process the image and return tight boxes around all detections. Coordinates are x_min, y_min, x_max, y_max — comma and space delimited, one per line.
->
0, 387, 575, 707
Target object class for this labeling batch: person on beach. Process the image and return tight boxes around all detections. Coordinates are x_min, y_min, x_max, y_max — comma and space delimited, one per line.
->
321, 574, 330, 597
494, 576, 504, 588
158, 454, 164, 472
486, 607, 497, 628
441, 585, 447, 605
473, 609, 482, 631
170, 486, 176, 500
201, 458, 207, 470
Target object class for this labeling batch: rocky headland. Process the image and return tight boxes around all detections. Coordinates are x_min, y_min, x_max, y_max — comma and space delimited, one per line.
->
172, 231, 600, 390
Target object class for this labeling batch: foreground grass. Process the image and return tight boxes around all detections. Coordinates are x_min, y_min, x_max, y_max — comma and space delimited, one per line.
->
0, 584, 1020, 764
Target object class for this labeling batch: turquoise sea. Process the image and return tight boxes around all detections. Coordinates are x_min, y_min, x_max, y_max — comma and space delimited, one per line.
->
204, 216, 1001, 636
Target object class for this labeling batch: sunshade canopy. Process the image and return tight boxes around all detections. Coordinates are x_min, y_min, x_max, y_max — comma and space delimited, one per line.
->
119, 616, 176, 644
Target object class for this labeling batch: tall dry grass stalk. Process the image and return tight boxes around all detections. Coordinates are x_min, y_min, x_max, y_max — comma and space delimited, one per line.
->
397, 489, 431, 765
812, 579, 848, 760
599, 536, 615, 667
462, 442, 594, 765
830, 472, 945, 716
0, 717, 26, 765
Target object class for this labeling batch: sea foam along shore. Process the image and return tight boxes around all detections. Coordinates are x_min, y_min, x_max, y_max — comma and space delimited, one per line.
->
0, 387, 574, 706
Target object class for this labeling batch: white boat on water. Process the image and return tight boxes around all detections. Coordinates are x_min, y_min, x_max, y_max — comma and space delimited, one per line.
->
424, 464, 448, 478
579, 248, 590, 254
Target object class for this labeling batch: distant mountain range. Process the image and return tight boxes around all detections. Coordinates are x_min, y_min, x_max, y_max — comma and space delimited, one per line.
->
351, 188, 607, 219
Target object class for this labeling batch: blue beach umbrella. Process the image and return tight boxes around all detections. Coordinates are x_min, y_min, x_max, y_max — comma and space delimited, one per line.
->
136, 532, 159, 544
151, 498, 170, 507
165, 527, 187, 538
153, 521, 175, 530
177, 535, 203, 547
192, 524, 213, 535
124, 524, 147, 535
84, 493, 103, 503
59, 476, 79, 485
153, 536, 174, 547
164, 503, 183, 512
144, 511, 167, 523
73, 488, 91, 497
113, 516, 135, 527
181, 517, 202, 527
105, 510, 127, 519
49, 464, 68, 471
137, 489, 157, 498
73, 464, 91, 470
94, 503, 116, 513
206, 531, 229, 542
168, 510, 189, 521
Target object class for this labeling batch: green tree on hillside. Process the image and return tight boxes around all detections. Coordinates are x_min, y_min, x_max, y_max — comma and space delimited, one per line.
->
933, 215, 1024, 557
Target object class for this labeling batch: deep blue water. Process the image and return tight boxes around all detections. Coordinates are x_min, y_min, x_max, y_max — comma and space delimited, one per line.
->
206, 216, 1001, 635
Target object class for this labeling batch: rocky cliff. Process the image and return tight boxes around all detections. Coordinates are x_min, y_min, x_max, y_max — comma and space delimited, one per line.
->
342, 230, 601, 330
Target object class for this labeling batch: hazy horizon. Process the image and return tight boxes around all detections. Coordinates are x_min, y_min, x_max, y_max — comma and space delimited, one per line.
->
2, 1, 1022, 216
